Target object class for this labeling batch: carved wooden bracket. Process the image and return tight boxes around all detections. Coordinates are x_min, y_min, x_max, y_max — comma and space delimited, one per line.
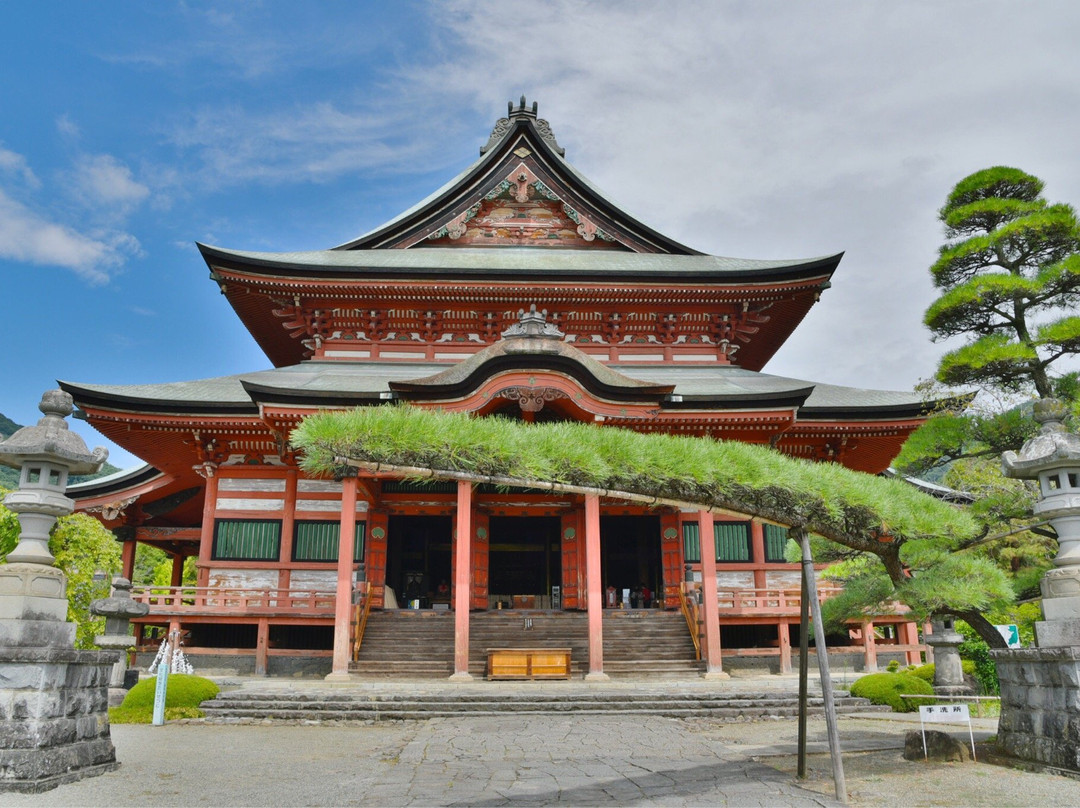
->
497, 387, 567, 413
84, 495, 139, 522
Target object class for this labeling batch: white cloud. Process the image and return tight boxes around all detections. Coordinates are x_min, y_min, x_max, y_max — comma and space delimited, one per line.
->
55, 114, 80, 139
0, 146, 40, 188
167, 101, 459, 188
71, 154, 150, 212
0, 188, 131, 284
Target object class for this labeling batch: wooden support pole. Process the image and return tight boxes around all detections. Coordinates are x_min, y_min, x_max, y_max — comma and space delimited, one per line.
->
778, 620, 792, 675
327, 475, 358, 681
697, 511, 726, 678
451, 480, 473, 680
255, 618, 269, 677
798, 528, 847, 804
584, 494, 608, 681
797, 566, 810, 780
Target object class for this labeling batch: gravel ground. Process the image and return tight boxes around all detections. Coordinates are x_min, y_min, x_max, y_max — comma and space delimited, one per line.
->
4, 712, 1078, 807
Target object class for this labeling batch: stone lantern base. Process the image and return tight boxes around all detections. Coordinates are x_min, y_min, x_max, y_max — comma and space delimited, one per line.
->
992, 646, 1080, 772
0, 646, 120, 792
0, 565, 120, 793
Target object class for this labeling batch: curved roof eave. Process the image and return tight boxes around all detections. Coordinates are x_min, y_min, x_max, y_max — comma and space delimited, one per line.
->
198, 243, 843, 285
66, 462, 165, 498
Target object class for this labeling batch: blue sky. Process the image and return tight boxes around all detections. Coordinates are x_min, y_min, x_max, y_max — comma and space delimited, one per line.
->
3, 2, 1080, 471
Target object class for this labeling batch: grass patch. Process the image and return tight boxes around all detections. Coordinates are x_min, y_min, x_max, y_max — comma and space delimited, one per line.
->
108, 674, 219, 724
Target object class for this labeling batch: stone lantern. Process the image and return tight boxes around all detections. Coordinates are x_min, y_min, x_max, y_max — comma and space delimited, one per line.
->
0, 389, 119, 792
996, 397, 1080, 772
1002, 398, 1080, 647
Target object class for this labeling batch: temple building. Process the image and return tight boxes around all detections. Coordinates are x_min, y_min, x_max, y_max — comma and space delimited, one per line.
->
65, 99, 926, 679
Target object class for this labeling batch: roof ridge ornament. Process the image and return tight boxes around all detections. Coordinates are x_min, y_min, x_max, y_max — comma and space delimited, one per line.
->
480, 97, 565, 157
501, 304, 565, 340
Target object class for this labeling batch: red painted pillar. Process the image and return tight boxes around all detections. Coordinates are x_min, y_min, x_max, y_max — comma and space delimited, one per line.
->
750, 520, 767, 589
120, 534, 137, 582
327, 475, 358, 681
584, 494, 609, 681
195, 468, 218, 588
451, 481, 474, 680
170, 554, 184, 587
862, 620, 878, 673
698, 510, 726, 678
903, 621, 922, 666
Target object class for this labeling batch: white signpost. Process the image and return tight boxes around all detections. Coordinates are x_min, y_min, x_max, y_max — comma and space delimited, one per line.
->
919, 703, 977, 761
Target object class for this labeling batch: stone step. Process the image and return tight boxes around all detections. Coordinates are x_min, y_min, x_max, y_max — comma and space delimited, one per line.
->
201, 690, 877, 722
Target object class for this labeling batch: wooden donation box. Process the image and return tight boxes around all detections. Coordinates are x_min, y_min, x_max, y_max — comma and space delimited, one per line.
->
486, 648, 572, 680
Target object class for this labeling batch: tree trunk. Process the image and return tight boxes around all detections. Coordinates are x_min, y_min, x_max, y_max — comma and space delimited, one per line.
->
950, 608, 1008, 649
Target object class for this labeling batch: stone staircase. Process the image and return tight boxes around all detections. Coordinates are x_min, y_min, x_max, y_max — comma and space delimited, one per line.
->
348, 609, 702, 679
200, 687, 877, 723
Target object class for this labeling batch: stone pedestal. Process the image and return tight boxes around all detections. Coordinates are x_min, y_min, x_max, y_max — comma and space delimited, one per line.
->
999, 399, 1080, 773
992, 647, 1080, 771
0, 646, 120, 792
0, 566, 120, 792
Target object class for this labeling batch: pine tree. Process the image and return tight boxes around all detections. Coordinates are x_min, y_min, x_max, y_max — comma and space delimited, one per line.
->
926, 166, 1080, 397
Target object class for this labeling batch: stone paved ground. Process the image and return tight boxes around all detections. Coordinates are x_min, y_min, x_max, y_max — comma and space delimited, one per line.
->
5, 712, 1079, 807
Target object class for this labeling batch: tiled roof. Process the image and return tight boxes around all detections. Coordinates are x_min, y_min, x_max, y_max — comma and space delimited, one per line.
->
200, 245, 841, 281
62, 359, 924, 416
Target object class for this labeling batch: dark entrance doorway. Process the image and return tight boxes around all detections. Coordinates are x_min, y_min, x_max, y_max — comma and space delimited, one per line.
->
601, 515, 662, 607
386, 515, 452, 608
488, 516, 561, 608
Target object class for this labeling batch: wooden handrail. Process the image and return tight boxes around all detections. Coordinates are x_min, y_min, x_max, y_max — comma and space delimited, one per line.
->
351, 582, 374, 662
130, 585, 337, 615
678, 582, 702, 661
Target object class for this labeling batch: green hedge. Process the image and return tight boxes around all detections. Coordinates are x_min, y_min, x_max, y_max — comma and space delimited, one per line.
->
850, 672, 934, 712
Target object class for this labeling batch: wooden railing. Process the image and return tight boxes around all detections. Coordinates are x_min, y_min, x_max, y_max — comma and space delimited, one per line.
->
131, 586, 337, 616
351, 582, 374, 662
678, 582, 702, 660
714, 585, 843, 616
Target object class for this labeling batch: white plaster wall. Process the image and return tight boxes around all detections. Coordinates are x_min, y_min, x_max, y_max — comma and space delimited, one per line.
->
208, 568, 278, 589
289, 570, 336, 590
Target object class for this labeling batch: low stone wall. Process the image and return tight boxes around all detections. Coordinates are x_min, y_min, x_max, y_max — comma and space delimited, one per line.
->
0, 647, 119, 793
992, 647, 1080, 772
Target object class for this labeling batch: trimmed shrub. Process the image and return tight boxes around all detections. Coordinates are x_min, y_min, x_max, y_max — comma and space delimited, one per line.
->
850, 672, 934, 712
110, 674, 219, 723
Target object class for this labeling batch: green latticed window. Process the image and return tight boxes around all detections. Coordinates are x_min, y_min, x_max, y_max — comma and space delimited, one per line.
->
212, 519, 281, 561
714, 522, 751, 562
682, 522, 701, 563
293, 520, 367, 562
764, 524, 789, 562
